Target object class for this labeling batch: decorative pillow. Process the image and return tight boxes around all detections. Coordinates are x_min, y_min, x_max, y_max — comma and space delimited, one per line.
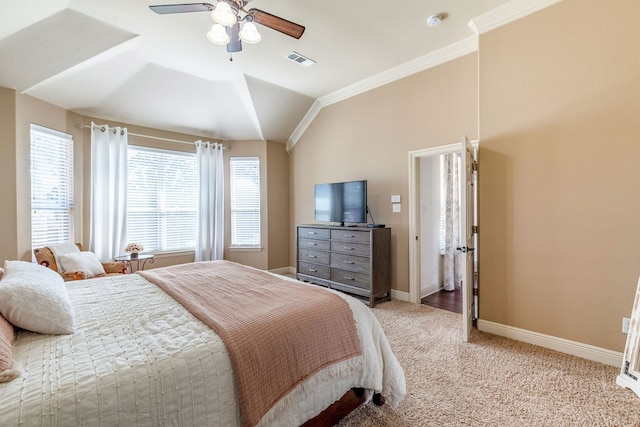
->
0, 260, 76, 335
58, 252, 106, 278
0, 314, 19, 383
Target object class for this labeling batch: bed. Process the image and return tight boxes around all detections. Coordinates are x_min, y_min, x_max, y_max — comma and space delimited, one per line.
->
0, 259, 405, 426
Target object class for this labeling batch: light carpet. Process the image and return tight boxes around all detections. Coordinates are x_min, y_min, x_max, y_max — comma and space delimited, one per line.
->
338, 300, 640, 427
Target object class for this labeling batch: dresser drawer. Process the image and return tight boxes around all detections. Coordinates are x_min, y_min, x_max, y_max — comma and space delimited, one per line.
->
331, 269, 371, 290
298, 262, 330, 280
330, 229, 370, 244
330, 241, 370, 257
298, 238, 330, 251
298, 248, 330, 265
330, 253, 371, 274
299, 227, 330, 239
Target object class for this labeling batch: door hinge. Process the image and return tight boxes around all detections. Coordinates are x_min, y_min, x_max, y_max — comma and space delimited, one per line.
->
472, 225, 478, 234
472, 161, 478, 172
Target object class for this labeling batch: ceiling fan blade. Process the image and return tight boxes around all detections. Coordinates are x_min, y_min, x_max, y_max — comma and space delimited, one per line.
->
149, 3, 214, 14
247, 8, 305, 39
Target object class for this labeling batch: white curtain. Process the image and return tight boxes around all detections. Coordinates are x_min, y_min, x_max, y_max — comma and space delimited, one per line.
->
89, 122, 128, 262
442, 153, 463, 291
195, 141, 224, 261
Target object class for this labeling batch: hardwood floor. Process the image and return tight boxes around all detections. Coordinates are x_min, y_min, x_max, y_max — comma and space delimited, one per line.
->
421, 287, 462, 314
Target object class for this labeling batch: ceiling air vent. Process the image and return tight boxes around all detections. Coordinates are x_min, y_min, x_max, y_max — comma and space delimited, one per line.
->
286, 51, 316, 68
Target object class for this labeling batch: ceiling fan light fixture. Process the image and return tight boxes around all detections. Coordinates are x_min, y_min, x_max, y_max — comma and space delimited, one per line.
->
212, 2, 237, 27
239, 22, 261, 44
207, 23, 230, 45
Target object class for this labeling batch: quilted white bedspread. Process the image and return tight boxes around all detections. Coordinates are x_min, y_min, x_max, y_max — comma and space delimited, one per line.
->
0, 272, 405, 426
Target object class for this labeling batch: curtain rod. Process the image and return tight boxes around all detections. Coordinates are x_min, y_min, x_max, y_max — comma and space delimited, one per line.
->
78, 124, 227, 149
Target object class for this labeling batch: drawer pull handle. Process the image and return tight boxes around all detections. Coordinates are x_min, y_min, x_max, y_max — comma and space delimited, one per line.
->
308, 255, 317, 258
345, 277, 355, 281
309, 269, 317, 272
344, 261, 355, 265
308, 231, 317, 235
344, 247, 355, 250
308, 243, 317, 246
344, 234, 355, 238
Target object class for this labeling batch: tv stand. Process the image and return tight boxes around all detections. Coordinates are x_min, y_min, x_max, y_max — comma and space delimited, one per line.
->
296, 224, 391, 307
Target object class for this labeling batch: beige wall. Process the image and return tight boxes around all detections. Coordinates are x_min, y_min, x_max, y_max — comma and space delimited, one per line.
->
290, 0, 640, 353
478, 0, 640, 351
0, 88, 17, 262
266, 140, 290, 269
289, 53, 479, 293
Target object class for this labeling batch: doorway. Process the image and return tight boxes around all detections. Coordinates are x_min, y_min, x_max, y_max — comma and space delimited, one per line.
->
418, 153, 463, 314
408, 139, 477, 341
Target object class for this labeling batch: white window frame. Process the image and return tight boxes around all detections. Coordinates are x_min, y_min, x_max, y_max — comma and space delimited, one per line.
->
230, 157, 261, 250
126, 145, 198, 254
30, 124, 75, 251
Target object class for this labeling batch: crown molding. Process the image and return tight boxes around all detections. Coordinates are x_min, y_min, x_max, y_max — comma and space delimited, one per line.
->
288, 0, 563, 150
286, 99, 322, 152
287, 36, 477, 151
469, 0, 563, 35
318, 35, 478, 108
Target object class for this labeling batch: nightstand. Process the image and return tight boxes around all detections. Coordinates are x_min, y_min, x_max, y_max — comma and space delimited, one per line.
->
114, 253, 155, 273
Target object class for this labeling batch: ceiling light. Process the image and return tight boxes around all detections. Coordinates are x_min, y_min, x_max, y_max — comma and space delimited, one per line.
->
239, 22, 261, 44
207, 23, 230, 45
211, 2, 237, 27
427, 14, 444, 27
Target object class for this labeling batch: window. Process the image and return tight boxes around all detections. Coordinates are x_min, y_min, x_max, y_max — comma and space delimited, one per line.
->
30, 124, 74, 250
127, 146, 198, 253
230, 157, 261, 248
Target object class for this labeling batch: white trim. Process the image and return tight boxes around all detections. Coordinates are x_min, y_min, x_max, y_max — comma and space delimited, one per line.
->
269, 266, 296, 275
468, 0, 563, 35
286, 100, 322, 152
477, 319, 622, 368
391, 289, 410, 303
286, 0, 562, 151
318, 36, 477, 108
286, 37, 477, 151
422, 284, 442, 298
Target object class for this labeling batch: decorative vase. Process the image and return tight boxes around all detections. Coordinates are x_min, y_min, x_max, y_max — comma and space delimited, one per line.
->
130, 252, 138, 259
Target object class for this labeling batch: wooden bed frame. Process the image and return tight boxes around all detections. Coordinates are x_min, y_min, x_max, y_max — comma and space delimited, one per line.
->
303, 388, 385, 426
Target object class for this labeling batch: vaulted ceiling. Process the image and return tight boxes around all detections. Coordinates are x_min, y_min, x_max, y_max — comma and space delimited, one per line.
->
0, 0, 513, 143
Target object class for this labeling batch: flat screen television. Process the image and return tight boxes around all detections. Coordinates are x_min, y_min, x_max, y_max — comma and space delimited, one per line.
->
314, 180, 367, 226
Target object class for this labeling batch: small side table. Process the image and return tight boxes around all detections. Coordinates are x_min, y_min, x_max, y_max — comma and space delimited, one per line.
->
114, 253, 154, 273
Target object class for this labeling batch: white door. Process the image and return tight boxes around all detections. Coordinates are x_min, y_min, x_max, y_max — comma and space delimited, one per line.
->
459, 136, 476, 342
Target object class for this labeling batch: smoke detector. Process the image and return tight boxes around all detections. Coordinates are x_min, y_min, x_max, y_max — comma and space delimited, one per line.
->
427, 14, 444, 27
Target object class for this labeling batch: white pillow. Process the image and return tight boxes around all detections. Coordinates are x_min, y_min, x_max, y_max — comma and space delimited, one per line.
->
58, 252, 106, 278
0, 261, 75, 335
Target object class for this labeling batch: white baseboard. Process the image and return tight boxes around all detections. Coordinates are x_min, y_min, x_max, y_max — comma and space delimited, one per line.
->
391, 289, 410, 302
269, 266, 296, 275
421, 283, 441, 298
477, 319, 623, 368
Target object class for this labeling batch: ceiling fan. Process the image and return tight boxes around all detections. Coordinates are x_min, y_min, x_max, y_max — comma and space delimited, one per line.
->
149, 1, 305, 55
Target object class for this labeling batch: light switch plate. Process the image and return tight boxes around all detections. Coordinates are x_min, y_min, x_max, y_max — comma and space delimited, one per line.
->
391, 195, 401, 203
392, 203, 401, 213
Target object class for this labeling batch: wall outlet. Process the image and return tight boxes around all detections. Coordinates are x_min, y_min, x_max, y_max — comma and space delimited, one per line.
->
623, 317, 631, 334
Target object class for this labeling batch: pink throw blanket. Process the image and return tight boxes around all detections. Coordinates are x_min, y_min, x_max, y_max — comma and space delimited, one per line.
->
139, 260, 362, 427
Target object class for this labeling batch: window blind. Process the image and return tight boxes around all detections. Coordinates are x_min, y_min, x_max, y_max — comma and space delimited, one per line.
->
127, 146, 198, 253
230, 157, 261, 247
30, 124, 74, 250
